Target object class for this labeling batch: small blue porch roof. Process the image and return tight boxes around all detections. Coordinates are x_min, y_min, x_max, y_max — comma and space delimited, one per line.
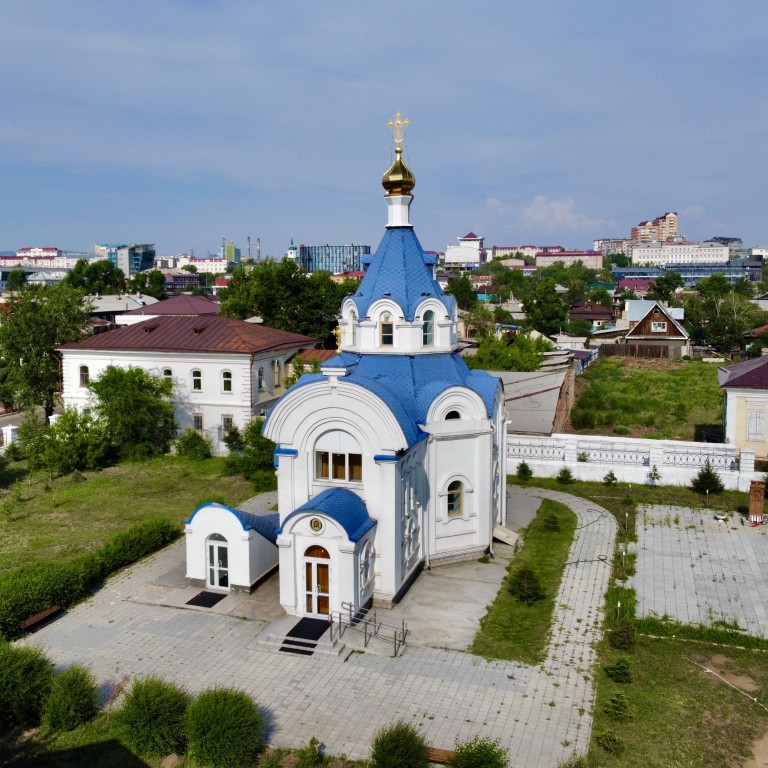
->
351, 227, 454, 321
277, 488, 376, 543
186, 503, 279, 545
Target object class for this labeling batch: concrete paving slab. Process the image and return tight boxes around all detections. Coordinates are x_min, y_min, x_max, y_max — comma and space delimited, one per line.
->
18, 486, 616, 767
506, 487, 542, 531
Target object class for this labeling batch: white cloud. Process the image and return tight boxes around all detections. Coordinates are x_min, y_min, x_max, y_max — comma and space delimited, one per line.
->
487, 195, 615, 233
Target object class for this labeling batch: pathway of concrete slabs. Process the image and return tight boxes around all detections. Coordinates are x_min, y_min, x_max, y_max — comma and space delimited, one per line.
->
631, 504, 768, 638
17, 487, 616, 767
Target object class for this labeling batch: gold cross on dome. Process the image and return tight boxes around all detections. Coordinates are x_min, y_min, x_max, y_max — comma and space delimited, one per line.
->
387, 111, 410, 145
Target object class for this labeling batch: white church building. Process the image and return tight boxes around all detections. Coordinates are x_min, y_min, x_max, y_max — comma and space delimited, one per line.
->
188, 140, 506, 618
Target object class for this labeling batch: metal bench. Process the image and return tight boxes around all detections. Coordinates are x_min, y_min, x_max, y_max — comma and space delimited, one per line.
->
20, 605, 61, 632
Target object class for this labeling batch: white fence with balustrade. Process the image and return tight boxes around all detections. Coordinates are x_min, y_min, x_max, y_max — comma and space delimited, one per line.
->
507, 432, 755, 491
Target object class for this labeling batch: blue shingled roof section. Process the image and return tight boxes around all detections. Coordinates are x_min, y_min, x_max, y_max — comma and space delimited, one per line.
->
351, 227, 451, 321
264, 353, 500, 449
278, 488, 376, 542
185, 504, 279, 545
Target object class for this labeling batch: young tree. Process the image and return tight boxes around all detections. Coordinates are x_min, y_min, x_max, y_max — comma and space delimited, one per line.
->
647, 272, 683, 302
63, 259, 126, 295
690, 459, 725, 494
127, 270, 167, 300
88, 366, 176, 459
444, 275, 477, 310
0, 284, 90, 415
6, 269, 27, 292
465, 333, 553, 372
521, 279, 568, 336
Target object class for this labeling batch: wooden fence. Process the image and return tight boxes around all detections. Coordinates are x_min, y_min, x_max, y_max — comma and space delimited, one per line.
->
598, 344, 678, 359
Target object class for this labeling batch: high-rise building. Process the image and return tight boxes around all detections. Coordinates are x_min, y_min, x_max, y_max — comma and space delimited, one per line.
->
297, 244, 370, 273
107, 244, 156, 276
631, 212, 678, 243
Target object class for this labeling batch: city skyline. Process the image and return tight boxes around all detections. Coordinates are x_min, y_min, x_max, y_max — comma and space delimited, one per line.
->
2, 1, 766, 257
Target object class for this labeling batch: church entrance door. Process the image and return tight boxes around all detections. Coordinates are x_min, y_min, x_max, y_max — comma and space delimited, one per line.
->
207, 534, 229, 590
304, 545, 330, 617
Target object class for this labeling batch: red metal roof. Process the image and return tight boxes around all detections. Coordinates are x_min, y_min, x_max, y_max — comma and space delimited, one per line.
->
462, 232, 479, 239
59, 315, 316, 355
719, 356, 768, 389
123, 294, 219, 316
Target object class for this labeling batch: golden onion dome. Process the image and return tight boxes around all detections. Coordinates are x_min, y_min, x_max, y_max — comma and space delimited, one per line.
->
382, 146, 415, 196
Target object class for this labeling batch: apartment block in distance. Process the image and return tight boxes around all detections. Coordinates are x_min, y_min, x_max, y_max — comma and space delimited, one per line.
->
631, 212, 678, 243
298, 244, 371, 274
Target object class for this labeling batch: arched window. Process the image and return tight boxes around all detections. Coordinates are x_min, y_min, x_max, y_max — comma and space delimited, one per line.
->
445, 410, 461, 420
422, 310, 434, 346
222, 370, 232, 392
447, 480, 463, 518
192, 369, 202, 391
305, 545, 330, 559
380, 312, 394, 347
257, 367, 264, 391
350, 312, 357, 345
163, 368, 172, 381
314, 430, 363, 483
79, 365, 89, 387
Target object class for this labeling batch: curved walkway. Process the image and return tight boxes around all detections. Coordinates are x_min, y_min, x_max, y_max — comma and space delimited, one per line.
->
18, 487, 616, 767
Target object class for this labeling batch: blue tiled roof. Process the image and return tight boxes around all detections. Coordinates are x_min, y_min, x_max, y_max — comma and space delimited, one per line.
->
265, 354, 500, 449
186, 504, 279, 545
277, 488, 376, 542
351, 228, 454, 321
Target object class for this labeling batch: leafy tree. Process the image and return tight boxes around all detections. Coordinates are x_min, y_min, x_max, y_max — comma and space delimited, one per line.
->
444, 275, 477, 310
695, 273, 732, 301
647, 272, 683, 302
63, 259, 126, 295
127, 270, 167, 300
88, 366, 176, 459
181, 264, 198, 274
492, 306, 514, 325
40, 408, 112, 475
6, 268, 27, 291
588, 286, 613, 307
733, 277, 756, 298
521, 279, 568, 335
465, 333, 553, 372
690, 459, 725, 494
606, 252, 630, 268
220, 260, 357, 341
566, 319, 594, 338
224, 418, 276, 491
463, 303, 495, 338
0, 284, 90, 415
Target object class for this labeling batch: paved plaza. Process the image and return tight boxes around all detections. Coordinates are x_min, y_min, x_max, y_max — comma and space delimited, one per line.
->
19, 487, 617, 767
631, 504, 768, 637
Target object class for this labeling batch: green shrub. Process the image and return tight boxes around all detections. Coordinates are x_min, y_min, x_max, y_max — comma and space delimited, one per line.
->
174, 428, 212, 460
556, 467, 574, 485
516, 461, 533, 481
447, 735, 509, 768
370, 720, 429, 768
690, 458, 725, 494
603, 470, 618, 486
0, 518, 180, 640
0, 641, 54, 730
543, 512, 561, 532
595, 730, 626, 755
508, 565, 545, 605
570, 408, 596, 430
604, 657, 632, 684
42, 664, 98, 731
608, 618, 637, 652
604, 692, 631, 722
295, 736, 327, 767
252, 469, 278, 493
40, 408, 112, 475
613, 424, 630, 435
115, 675, 190, 758
186, 688, 265, 768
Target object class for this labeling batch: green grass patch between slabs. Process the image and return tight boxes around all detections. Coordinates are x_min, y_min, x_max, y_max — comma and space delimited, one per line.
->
471, 499, 576, 664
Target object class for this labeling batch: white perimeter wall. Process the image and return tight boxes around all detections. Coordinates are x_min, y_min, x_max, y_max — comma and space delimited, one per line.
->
507, 432, 756, 491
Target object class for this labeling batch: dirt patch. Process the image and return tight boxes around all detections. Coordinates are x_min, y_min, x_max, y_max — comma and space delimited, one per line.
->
745, 728, 768, 768
696, 654, 760, 693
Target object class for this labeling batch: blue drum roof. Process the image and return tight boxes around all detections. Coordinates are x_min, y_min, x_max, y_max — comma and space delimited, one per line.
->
186, 503, 279, 545
277, 488, 376, 542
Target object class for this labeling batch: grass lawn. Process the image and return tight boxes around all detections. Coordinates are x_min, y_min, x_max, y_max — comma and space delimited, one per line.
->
569, 357, 724, 441
471, 499, 576, 664
0, 456, 255, 574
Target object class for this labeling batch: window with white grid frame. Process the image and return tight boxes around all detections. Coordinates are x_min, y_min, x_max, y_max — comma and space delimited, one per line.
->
747, 408, 766, 442
651, 321, 667, 333
193, 414, 203, 431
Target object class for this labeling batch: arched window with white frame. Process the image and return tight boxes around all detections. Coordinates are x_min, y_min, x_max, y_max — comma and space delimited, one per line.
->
349, 311, 357, 346
221, 370, 232, 393
422, 310, 435, 346
380, 312, 394, 347
447, 480, 463, 518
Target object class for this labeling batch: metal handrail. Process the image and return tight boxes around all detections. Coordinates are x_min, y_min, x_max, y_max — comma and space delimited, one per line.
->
329, 601, 409, 657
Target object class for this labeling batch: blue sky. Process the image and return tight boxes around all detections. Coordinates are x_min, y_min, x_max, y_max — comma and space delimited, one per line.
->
2, 2, 766, 257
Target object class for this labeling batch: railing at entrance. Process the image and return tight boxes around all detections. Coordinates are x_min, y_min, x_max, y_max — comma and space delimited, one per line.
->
329, 601, 409, 657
